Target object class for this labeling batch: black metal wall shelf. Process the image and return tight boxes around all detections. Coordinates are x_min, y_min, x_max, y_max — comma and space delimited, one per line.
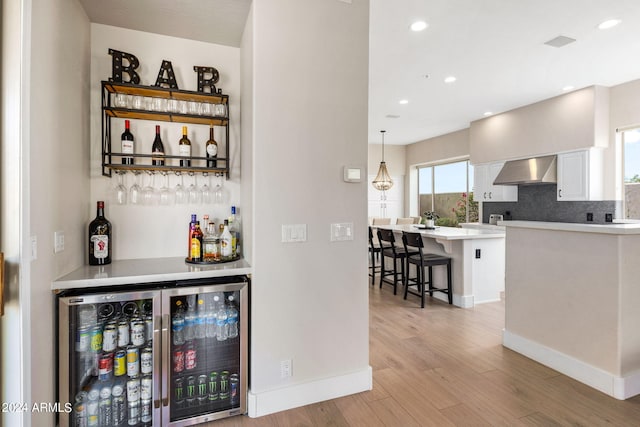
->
101, 81, 230, 178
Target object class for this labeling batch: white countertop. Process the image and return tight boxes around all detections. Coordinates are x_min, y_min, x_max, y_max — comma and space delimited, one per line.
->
376, 224, 505, 240
498, 220, 640, 235
52, 257, 252, 290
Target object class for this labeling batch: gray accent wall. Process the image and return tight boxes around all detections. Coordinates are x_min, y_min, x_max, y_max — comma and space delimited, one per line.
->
482, 184, 620, 224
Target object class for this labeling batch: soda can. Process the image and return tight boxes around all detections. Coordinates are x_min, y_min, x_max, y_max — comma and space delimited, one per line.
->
185, 343, 196, 371
174, 377, 185, 408
140, 347, 153, 375
98, 353, 113, 381
173, 347, 184, 373
127, 400, 140, 426
186, 375, 196, 407
126, 346, 139, 377
111, 381, 126, 426
140, 375, 153, 400
219, 370, 230, 400
117, 320, 130, 348
113, 349, 126, 377
230, 373, 240, 407
145, 315, 153, 343
208, 371, 219, 402
76, 325, 90, 352
102, 324, 117, 352
73, 401, 87, 427
89, 325, 103, 352
126, 376, 140, 403
131, 319, 146, 347
197, 374, 208, 405
140, 398, 152, 424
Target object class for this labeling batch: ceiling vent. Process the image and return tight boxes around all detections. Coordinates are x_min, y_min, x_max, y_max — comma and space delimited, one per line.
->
544, 35, 576, 48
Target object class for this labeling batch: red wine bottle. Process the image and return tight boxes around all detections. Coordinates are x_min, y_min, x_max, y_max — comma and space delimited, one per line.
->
121, 120, 134, 165
151, 125, 165, 166
179, 126, 191, 167
88, 201, 112, 265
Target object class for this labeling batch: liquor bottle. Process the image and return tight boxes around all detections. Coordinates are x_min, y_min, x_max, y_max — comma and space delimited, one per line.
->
179, 126, 191, 167
206, 125, 218, 168
190, 223, 204, 262
220, 220, 233, 260
229, 206, 240, 257
121, 120, 134, 165
203, 222, 217, 262
151, 125, 165, 166
187, 214, 196, 260
88, 201, 112, 265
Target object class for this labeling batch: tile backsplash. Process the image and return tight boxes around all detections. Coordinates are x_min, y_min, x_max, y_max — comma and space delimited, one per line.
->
482, 184, 620, 224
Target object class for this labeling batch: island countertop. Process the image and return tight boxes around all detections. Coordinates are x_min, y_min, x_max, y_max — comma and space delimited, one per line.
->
52, 257, 253, 290
498, 220, 640, 235
375, 224, 505, 240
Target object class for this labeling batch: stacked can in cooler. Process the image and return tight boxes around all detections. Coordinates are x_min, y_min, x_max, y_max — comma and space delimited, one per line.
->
72, 300, 154, 427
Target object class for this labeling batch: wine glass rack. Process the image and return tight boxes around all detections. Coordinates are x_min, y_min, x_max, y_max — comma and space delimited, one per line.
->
101, 81, 230, 178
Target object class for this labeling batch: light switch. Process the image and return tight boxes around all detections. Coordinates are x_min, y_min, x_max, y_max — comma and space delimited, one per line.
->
330, 223, 354, 242
54, 231, 65, 253
282, 224, 307, 243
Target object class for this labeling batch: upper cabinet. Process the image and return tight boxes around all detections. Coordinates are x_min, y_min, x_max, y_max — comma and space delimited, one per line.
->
557, 149, 604, 201
474, 162, 518, 202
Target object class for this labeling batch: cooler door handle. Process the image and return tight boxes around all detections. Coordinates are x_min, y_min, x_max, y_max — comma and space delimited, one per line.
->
161, 314, 170, 407
153, 315, 162, 409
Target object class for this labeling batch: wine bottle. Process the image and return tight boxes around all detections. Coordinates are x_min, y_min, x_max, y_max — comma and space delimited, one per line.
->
121, 120, 134, 165
151, 125, 165, 166
205, 125, 218, 168
179, 126, 191, 167
88, 201, 112, 265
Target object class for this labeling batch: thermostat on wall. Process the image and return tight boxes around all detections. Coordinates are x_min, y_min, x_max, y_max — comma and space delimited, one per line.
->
343, 166, 362, 183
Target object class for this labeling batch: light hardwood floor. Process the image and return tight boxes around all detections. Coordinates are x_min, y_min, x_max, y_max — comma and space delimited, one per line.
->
207, 282, 640, 426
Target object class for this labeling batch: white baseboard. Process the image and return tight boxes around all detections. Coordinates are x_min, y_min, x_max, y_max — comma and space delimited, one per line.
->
247, 366, 373, 418
503, 329, 640, 400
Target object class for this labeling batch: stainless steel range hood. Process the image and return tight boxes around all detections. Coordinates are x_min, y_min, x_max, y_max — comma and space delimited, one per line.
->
493, 155, 557, 185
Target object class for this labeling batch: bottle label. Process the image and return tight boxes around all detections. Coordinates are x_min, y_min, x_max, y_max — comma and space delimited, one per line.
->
122, 140, 134, 154
91, 235, 109, 259
206, 144, 218, 157
179, 145, 191, 156
190, 238, 201, 259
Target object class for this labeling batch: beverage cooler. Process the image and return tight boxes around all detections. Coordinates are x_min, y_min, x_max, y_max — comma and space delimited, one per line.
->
57, 277, 248, 427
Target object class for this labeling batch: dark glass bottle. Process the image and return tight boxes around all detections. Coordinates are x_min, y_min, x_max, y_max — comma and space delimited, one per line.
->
190, 223, 204, 262
205, 125, 218, 168
121, 120, 134, 165
179, 126, 191, 167
88, 201, 112, 265
151, 125, 165, 166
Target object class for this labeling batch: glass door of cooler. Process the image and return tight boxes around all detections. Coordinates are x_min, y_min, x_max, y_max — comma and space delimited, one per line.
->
58, 290, 162, 427
161, 280, 248, 426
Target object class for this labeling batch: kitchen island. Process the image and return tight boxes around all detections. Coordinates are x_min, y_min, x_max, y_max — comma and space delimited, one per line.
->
52, 257, 253, 290
500, 220, 640, 400
375, 224, 506, 308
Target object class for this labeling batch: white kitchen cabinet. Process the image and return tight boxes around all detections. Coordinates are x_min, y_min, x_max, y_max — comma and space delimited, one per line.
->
556, 149, 603, 201
473, 162, 518, 202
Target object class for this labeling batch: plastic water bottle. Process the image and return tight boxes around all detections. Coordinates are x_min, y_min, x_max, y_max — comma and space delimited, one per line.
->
215, 296, 228, 341
227, 296, 238, 338
172, 302, 185, 346
205, 299, 216, 339
184, 297, 196, 342
194, 298, 206, 340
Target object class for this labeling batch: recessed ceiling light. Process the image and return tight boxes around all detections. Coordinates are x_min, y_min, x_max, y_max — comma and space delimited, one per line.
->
484, 112, 493, 117
399, 99, 409, 105
562, 85, 575, 91
598, 19, 621, 30
444, 76, 457, 83
410, 21, 428, 32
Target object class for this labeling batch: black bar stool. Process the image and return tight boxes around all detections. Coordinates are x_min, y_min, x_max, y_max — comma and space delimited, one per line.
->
377, 228, 407, 295
402, 231, 452, 308
368, 226, 382, 285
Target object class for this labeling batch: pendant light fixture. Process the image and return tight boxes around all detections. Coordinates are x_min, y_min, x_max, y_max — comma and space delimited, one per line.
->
372, 130, 393, 191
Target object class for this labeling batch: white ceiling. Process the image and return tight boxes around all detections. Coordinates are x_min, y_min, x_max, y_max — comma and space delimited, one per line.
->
80, 0, 640, 145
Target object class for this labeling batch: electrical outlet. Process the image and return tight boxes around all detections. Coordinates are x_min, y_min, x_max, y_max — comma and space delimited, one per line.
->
605, 213, 613, 223
280, 359, 292, 378
475, 249, 481, 259
54, 231, 65, 253
586, 213, 594, 222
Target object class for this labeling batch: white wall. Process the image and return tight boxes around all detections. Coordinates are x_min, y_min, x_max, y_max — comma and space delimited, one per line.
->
610, 79, 640, 201
27, 0, 91, 424
89, 24, 242, 260
247, 0, 371, 416
240, 4, 254, 265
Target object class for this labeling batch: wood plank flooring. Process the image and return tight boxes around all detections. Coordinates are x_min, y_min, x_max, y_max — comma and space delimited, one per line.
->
205, 282, 640, 426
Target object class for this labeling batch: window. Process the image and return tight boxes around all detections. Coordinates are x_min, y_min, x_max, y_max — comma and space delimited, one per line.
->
418, 160, 477, 225
623, 128, 640, 219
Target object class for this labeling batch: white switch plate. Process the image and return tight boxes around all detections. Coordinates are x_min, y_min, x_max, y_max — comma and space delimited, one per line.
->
330, 223, 354, 241
282, 224, 307, 243
54, 231, 65, 253
280, 359, 292, 378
